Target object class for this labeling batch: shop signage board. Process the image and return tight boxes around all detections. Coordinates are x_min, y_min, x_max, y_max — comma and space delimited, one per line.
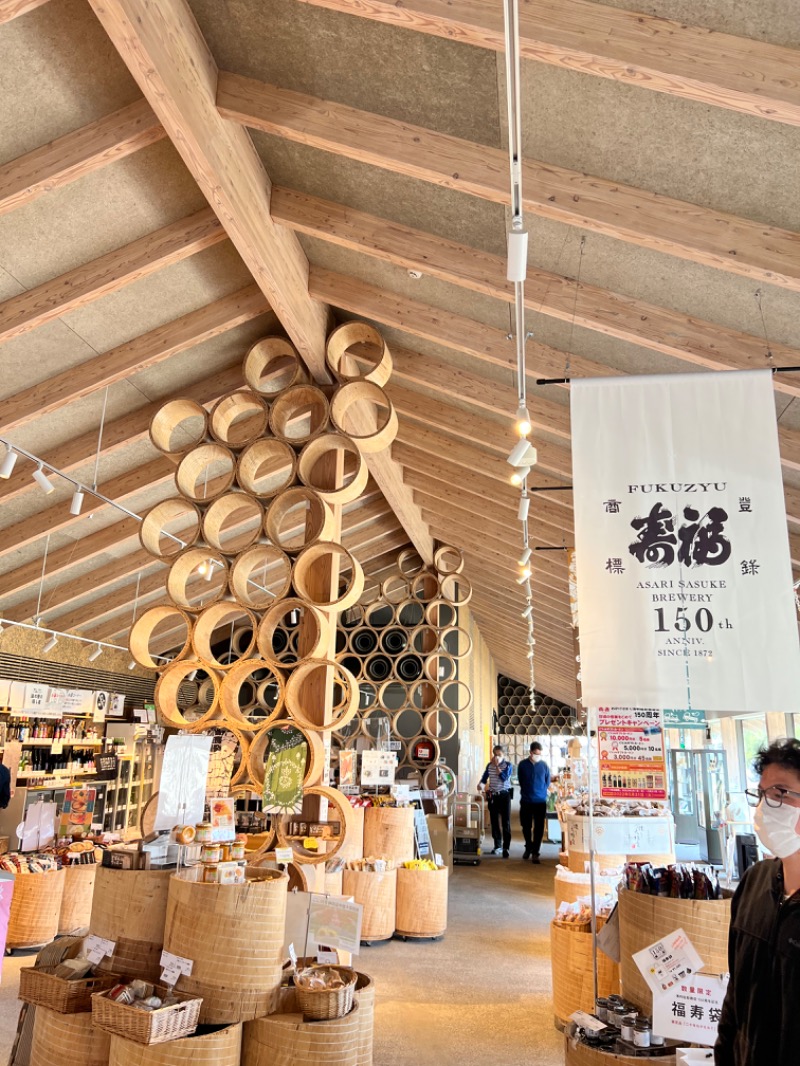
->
663, 708, 708, 729
360, 749, 397, 786
571, 370, 800, 712
565, 813, 674, 855
652, 974, 728, 1047
633, 927, 704, 998
597, 707, 667, 800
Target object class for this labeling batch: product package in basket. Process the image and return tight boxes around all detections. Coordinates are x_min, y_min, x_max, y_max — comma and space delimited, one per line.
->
91, 982, 202, 1044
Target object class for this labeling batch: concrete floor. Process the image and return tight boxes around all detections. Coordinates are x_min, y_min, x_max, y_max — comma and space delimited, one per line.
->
0, 838, 563, 1065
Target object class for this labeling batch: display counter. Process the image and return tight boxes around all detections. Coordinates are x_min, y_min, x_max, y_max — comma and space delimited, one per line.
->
564, 813, 675, 872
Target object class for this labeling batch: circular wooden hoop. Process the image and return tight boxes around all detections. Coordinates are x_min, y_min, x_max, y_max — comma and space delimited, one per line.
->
209, 390, 269, 449
175, 442, 236, 502
269, 385, 329, 444
244, 336, 304, 397
198, 677, 216, 708
397, 548, 425, 580
408, 680, 438, 711
425, 652, 457, 683
236, 438, 297, 499
395, 653, 424, 684
325, 321, 392, 386
192, 602, 258, 670
293, 543, 365, 612
422, 763, 457, 799
202, 492, 264, 554
425, 599, 457, 628
381, 574, 409, 605
408, 625, 438, 656
129, 605, 193, 670
356, 680, 379, 711
364, 601, 393, 629
409, 736, 441, 769
394, 598, 425, 629
359, 573, 381, 605
257, 598, 328, 666
167, 549, 229, 611
264, 486, 334, 554
349, 627, 378, 656
361, 705, 393, 740
297, 433, 369, 506
440, 572, 473, 605
139, 498, 201, 560
205, 724, 251, 789
380, 627, 408, 655
284, 659, 359, 732
423, 707, 457, 741
275, 785, 355, 865
155, 659, 221, 731
220, 658, 285, 730
247, 720, 325, 789
329, 381, 398, 453
229, 786, 277, 860
440, 679, 472, 713
363, 652, 393, 684
149, 398, 208, 458
392, 707, 424, 741
433, 544, 465, 575
439, 625, 473, 658
231, 544, 293, 609
411, 572, 440, 604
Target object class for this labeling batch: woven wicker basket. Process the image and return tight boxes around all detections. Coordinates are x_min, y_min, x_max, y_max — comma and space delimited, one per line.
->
295, 966, 356, 1021
58, 862, 97, 935
7, 868, 65, 949
108, 1023, 242, 1065
30, 1005, 111, 1066
19, 966, 116, 1014
92, 985, 202, 1045
242, 1006, 361, 1066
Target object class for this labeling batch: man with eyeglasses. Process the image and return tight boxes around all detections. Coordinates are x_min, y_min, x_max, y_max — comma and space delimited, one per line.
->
715, 738, 800, 1066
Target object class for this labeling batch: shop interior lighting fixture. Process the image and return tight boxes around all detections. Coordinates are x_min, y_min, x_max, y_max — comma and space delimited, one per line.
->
0, 616, 170, 662
0, 446, 18, 479
32, 464, 55, 494
42, 633, 58, 653
88, 644, 103, 662
128, 659, 137, 670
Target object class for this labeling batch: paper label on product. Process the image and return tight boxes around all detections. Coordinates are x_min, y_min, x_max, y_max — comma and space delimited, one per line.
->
84, 935, 116, 965
316, 949, 338, 964
652, 974, 729, 1047
392, 784, 411, 803
570, 1010, 606, 1033
435, 853, 443, 867
633, 928, 704, 997
275, 847, 293, 864
51, 739, 63, 756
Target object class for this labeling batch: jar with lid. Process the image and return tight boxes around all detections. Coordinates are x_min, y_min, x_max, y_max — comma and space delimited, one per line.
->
595, 997, 609, 1022
620, 1013, 637, 1042
650, 1029, 665, 1047
633, 1018, 651, 1048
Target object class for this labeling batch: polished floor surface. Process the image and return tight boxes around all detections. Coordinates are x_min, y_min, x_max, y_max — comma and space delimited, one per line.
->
0, 839, 562, 1065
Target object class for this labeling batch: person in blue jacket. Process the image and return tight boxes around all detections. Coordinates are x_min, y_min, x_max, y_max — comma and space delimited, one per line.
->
517, 741, 551, 863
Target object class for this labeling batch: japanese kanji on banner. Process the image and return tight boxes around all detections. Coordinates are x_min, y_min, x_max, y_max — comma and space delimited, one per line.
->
597, 707, 667, 800
571, 370, 800, 711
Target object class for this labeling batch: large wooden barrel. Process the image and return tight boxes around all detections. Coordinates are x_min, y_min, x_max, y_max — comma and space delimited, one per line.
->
362, 807, 414, 864
342, 868, 396, 942
338, 805, 365, 862
164, 869, 288, 1023
108, 1024, 242, 1066
354, 972, 374, 1066
30, 1006, 110, 1066
58, 863, 97, 935
395, 866, 448, 938
242, 1008, 361, 1066
550, 921, 620, 1026
618, 887, 731, 1012
564, 1035, 677, 1066
554, 870, 621, 910
90, 867, 171, 982
7, 868, 65, 949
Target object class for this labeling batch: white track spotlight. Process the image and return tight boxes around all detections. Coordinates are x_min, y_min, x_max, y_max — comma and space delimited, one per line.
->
0, 447, 18, 479
204, 560, 215, 582
88, 644, 103, 662
43, 633, 58, 653
128, 659, 137, 670
527, 648, 535, 659
518, 496, 530, 521
32, 464, 55, 494
515, 404, 532, 437
69, 488, 85, 515
187, 669, 198, 682
516, 571, 529, 584
510, 467, 530, 487
507, 438, 534, 468
522, 604, 533, 618
519, 565, 532, 580
506, 229, 529, 283
519, 547, 532, 566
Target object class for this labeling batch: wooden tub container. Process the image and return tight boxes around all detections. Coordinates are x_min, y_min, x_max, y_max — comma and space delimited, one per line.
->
618, 887, 731, 1012
341, 868, 396, 943
554, 870, 621, 910
564, 1035, 677, 1066
354, 972, 375, 1066
30, 1006, 111, 1066
90, 867, 171, 982
362, 806, 414, 864
338, 805, 365, 863
164, 868, 288, 1023
242, 1008, 361, 1066
108, 1024, 242, 1066
58, 862, 97, 935
395, 865, 448, 938
550, 920, 620, 1026
7, 868, 65, 949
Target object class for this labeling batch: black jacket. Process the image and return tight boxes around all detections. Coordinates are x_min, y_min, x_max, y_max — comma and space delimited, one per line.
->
0, 763, 10, 809
715, 858, 800, 1066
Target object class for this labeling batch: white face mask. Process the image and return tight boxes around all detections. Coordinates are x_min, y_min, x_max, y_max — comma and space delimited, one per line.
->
754, 799, 800, 858
531, 754, 541, 762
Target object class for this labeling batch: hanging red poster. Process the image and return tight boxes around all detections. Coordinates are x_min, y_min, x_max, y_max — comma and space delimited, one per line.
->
597, 707, 668, 800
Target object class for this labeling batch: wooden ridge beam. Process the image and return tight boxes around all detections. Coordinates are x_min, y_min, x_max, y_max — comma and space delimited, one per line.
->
0, 99, 166, 217
0, 0, 51, 23
0, 208, 226, 345
293, 0, 800, 129
219, 78, 800, 292
0, 285, 270, 433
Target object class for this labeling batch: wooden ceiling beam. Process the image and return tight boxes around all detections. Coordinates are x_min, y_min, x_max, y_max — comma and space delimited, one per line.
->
293, 0, 800, 129
395, 422, 572, 481
0, 208, 226, 345
399, 456, 573, 513
410, 482, 572, 534
0, 99, 166, 217
0, 285, 270, 434
219, 78, 800, 293
0, 0, 51, 23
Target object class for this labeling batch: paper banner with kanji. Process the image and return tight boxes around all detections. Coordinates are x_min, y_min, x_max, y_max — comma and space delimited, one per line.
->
571, 370, 800, 711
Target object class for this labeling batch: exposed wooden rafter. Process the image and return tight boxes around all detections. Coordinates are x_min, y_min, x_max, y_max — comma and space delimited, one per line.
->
0, 0, 51, 23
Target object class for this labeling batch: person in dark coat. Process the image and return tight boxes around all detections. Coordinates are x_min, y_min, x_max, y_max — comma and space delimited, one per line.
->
714, 738, 800, 1066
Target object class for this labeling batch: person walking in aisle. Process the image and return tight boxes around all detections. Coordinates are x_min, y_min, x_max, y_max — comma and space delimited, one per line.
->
517, 741, 550, 863
479, 744, 513, 857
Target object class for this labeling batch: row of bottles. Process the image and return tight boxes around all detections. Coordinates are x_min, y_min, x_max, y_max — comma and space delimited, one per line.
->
4, 716, 101, 743
18, 749, 97, 774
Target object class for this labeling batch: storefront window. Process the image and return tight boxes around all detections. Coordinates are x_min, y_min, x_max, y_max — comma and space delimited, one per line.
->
739, 716, 768, 789
708, 719, 723, 748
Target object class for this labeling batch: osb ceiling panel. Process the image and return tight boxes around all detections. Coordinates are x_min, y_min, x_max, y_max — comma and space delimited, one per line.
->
585, 0, 800, 47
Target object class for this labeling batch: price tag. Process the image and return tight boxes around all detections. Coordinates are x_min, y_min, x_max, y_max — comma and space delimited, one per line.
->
570, 1010, 606, 1033
435, 853, 443, 867
159, 949, 193, 986
275, 847, 293, 864
316, 949, 338, 964
84, 935, 116, 965
51, 739, 64, 756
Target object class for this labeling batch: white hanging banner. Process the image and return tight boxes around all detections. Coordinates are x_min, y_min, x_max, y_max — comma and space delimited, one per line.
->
571, 370, 800, 711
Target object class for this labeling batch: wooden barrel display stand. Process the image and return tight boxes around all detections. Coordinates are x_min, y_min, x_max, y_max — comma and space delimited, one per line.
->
342, 868, 397, 943
362, 807, 414, 865
395, 866, 448, 939
338, 805, 365, 863
618, 888, 731, 1012
58, 863, 97, 935
564, 1035, 677, 1066
550, 921, 620, 1027
243, 1008, 360, 1066
163, 869, 288, 1023
7, 868, 65, 949
108, 1024, 242, 1066
30, 1006, 111, 1066
354, 972, 375, 1066
554, 871, 621, 910
90, 867, 171, 982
